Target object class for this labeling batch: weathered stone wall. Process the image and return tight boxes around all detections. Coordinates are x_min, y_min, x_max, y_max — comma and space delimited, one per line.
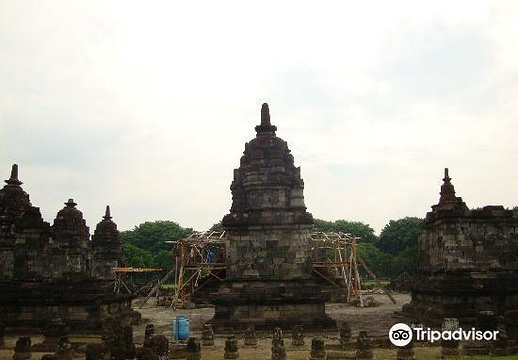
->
0, 249, 14, 280
419, 206, 518, 272
226, 225, 313, 280
402, 169, 518, 327
13, 207, 52, 281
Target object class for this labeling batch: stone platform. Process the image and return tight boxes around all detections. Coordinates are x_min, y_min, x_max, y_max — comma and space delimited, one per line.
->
210, 279, 335, 330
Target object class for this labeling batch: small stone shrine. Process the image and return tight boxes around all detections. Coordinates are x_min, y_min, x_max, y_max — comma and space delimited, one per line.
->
271, 327, 286, 360
0, 164, 135, 334
291, 325, 304, 347
224, 335, 239, 359
243, 325, 257, 347
355, 331, 373, 360
402, 168, 518, 327
310, 337, 326, 360
209, 104, 335, 330
201, 324, 214, 346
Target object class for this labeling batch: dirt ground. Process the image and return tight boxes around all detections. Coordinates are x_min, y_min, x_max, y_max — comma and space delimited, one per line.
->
130, 292, 437, 360
3, 292, 516, 359
129, 292, 450, 359
133, 292, 411, 343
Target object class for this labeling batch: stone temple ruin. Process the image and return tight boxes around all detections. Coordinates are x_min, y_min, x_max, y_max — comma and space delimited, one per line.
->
209, 103, 335, 330
402, 168, 518, 329
0, 164, 136, 335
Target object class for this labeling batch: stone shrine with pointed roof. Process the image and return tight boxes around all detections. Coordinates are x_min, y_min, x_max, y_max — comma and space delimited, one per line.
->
209, 104, 335, 330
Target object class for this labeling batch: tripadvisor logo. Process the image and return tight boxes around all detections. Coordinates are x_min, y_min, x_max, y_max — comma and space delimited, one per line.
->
389, 323, 413, 347
389, 322, 500, 347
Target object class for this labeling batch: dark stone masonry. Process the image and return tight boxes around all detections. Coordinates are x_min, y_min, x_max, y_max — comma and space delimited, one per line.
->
0, 164, 136, 335
402, 168, 518, 329
209, 103, 335, 330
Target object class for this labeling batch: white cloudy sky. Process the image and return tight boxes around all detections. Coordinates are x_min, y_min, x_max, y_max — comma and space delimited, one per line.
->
1, 1, 517, 234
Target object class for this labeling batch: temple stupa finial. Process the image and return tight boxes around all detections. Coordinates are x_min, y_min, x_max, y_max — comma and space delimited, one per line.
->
65, 198, 77, 207
443, 168, 451, 182
255, 102, 277, 134
261, 103, 271, 126
5, 164, 23, 186
439, 167, 456, 204
104, 205, 112, 220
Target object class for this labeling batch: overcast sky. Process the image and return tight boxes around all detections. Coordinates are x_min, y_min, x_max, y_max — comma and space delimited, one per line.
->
1, 1, 517, 234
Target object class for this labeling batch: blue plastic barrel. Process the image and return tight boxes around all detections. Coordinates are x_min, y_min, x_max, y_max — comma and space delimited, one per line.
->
173, 316, 189, 340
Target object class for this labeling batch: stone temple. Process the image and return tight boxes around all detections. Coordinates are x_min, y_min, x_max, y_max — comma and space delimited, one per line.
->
0, 164, 136, 334
209, 103, 335, 330
402, 168, 518, 329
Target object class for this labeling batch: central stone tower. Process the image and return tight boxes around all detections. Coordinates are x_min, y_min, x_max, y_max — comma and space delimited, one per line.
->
209, 103, 335, 330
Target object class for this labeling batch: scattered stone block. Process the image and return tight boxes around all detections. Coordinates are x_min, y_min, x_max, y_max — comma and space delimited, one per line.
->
291, 325, 304, 347
244, 325, 257, 347
339, 322, 351, 349
271, 327, 286, 360
186, 337, 201, 360
310, 337, 325, 360
224, 335, 239, 359
202, 324, 214, 346
13, 336, 31, 360
355, 331, 374, 360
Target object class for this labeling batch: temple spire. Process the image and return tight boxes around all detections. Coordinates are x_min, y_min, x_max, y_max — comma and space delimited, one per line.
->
255, 102, 277, 134
103, 205, 112, 220
65, 198, 77, 207
443, 168, 451, 182
439, 167, 457, 204
261, 103, 271, 126
5, 164, 22, 186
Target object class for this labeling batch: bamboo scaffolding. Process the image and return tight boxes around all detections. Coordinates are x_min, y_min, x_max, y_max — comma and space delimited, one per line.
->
112, 267, 162, 296
143, 230, 395, 308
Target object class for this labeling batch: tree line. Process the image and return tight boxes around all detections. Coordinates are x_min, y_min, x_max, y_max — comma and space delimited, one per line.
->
122, 206, 518, 278
121, 217, 423, 279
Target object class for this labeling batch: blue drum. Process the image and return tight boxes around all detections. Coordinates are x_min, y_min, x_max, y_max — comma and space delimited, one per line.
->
172, 316, 189, 340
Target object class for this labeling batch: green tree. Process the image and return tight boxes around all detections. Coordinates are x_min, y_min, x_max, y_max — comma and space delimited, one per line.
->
153, 249, 174, 269
377, 217, 423, 256
373, 217, 423, 277
209, 221, 223, 231
357, 242, 394, 278
313, 219, 377, 243
122, 243, 154, 268
121, 220, 191, 254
